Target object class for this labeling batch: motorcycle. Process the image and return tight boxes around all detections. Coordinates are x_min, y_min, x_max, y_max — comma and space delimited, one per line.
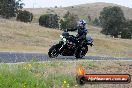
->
48, 30, 93, 58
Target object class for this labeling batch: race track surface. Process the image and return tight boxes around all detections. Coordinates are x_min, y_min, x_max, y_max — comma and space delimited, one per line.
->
0, 52, 131, 63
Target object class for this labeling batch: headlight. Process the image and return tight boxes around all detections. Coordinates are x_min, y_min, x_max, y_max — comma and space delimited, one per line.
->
60, 35, 66, 43
60, 35, 63, 38
63, 38, 66, 42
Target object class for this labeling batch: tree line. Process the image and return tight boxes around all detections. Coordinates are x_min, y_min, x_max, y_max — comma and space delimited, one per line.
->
0, 0, 131, 39
39, 6, 132, 39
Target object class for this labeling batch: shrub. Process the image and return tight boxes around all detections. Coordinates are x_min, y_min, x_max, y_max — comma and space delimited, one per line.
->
17, 10, 33, 22
121, 20, 132, 39
121, 30, 131, 39
39, 14, 59, 28
60, 11, 79, 30
88, 15, 91, 22
93, 18, 100, 26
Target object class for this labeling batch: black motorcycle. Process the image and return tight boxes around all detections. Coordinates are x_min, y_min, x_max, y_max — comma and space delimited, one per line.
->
48, 30, 93, 58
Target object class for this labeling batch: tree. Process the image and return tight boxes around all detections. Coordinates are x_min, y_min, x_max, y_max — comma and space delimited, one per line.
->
71, 6, 74, 8
93, 18, 100, 26
121, 20, 132, 39
0, 0, 24, 19
60, 11, 79, 30
88, 15, 91, 22
54, 6, 57, 8
123, 20, 132, 33
17, 10, 33, 22
39, 14, 59, 28
121, 30, 131, 39
99, 6, 125, 37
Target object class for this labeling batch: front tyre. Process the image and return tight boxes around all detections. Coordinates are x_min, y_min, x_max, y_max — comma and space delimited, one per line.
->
48, 45, 60, 58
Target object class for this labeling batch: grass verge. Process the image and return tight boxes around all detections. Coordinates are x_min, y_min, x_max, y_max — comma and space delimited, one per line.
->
0, 60, 132, 88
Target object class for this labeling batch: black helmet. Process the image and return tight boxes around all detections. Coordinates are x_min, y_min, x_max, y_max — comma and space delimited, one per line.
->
78, 20, 86, 28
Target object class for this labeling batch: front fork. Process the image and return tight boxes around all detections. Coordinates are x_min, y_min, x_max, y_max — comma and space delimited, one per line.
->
59, 45, 64, 52
58, 41, 64, 53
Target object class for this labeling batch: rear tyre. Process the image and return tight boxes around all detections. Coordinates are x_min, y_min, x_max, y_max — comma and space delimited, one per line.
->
75, 46, 88, 59
48, 45, 59, 58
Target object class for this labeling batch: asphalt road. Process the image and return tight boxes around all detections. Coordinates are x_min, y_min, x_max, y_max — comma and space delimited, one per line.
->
0, 52, 131, 63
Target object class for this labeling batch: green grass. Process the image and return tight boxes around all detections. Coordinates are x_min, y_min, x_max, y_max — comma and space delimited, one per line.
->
0, 60, 131, 88
0, 61, 78, 88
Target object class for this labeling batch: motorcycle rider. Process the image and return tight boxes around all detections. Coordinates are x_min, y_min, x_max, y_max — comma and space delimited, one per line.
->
67, 20, 88, 47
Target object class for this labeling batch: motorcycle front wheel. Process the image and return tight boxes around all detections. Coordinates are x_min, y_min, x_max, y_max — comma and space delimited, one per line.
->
48, 45, 60, 58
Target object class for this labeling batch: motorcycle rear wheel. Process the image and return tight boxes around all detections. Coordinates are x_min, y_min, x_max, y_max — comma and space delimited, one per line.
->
75, 46, 88, 59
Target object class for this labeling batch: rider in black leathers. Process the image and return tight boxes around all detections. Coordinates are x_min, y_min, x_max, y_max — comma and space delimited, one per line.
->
67, 20, 88, 47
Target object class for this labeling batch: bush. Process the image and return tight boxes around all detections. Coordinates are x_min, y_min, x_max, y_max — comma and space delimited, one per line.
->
88, 15, 91, 22
121, 20, 132, 39
121, 30, 131, 39
39, 14, 59, 28
123, 20, 132, 33
17, 10, 33, 22
93, 18, 100, 26
60, 11, 79, 30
